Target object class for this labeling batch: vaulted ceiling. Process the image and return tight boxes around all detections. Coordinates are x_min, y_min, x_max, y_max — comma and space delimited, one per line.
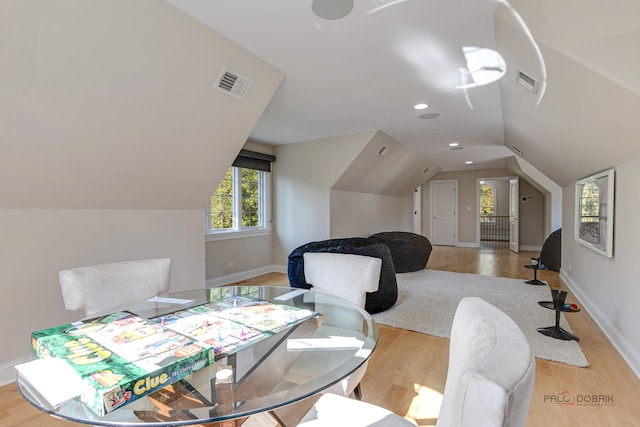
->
2, 0, 639, 211
168, 0, 640, 186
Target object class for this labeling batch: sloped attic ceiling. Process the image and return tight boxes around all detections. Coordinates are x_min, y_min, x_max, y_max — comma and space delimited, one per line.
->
165, 0, 640, 188
333, 131, 439, 196
0, 0, 284, 209
495, 0, 640, 187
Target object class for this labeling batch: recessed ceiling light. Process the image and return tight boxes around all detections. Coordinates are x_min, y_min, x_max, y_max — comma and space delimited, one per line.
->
465, 161, 474, 165
414, 103, 429, 110
448, 142, 459, 147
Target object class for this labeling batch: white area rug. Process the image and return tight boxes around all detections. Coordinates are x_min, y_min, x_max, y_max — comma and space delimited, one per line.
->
372, 269, 589, 367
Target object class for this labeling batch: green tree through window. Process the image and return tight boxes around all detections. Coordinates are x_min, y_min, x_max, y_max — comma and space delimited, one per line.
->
210, 168, 233, 229
241, 168, 260, 227
580, 182, 599, 221
207, 166, 266, 232
480, 183, 496, 222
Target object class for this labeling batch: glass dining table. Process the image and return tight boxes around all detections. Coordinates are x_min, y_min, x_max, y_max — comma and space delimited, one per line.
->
17, 286, 378, 426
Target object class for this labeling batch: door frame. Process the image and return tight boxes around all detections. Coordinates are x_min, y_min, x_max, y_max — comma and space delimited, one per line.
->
476, 176, 513, 246
509, 177, 520, 253
413, 186, 422, 234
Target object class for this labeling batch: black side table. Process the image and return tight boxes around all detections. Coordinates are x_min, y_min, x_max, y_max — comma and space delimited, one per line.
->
537, 301, 580, 341
524, 264, 546, 286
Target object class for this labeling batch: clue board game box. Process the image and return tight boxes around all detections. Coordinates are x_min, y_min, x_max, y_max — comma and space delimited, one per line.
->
31, 311, 214, 416
30, 297, 318, 416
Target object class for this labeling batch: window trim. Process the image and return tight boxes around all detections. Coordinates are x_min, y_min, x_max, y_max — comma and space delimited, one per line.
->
205, 167, 271, 240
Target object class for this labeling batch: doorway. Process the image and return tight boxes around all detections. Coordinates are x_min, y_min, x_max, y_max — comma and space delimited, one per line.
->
477, 177, 517, 251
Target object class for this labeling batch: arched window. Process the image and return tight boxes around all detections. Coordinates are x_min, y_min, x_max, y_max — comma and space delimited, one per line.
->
480, 183, 496, 222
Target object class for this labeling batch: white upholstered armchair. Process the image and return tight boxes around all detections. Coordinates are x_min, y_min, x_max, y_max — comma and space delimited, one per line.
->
298, 297, 535, 427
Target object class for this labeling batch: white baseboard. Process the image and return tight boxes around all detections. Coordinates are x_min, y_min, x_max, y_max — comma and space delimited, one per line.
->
1, 358, 23, 386
560, 269, 640, 380
206, 264, 287, 288
519, 245, 542, 252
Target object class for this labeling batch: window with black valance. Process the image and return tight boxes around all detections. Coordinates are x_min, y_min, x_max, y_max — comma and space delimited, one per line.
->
232, 149, 276, 172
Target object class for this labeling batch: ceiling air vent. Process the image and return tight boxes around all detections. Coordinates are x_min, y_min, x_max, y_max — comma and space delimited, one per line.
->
215, 67, 253, 100
516, 68, 537, 94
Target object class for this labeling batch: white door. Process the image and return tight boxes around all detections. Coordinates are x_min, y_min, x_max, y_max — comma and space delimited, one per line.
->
413, 186, 422, 234
431, 180, 457, 246
509, 177, 519, 253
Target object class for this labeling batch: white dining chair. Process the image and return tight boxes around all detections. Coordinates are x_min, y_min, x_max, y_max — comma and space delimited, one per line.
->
59, 258, 171, 317
297, 392, 414, 426
302, 252, 382, 400
303, 252, 382, 309
299, 297, 536, 427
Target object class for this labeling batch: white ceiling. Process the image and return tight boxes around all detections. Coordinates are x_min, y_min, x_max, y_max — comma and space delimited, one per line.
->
167, 0, 525, 172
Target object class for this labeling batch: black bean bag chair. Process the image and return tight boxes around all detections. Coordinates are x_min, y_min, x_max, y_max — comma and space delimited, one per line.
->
540, 229, 561, 272
369, 231, 432, 273
288, 238, 397, 314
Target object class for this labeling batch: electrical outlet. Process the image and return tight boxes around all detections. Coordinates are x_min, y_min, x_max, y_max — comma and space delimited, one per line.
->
226, 262, 234, 269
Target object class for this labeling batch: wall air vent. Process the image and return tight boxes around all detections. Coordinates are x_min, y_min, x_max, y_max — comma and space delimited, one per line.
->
511, 145, 523, 156
516, 68, 537, 94
215, 67, 253, 100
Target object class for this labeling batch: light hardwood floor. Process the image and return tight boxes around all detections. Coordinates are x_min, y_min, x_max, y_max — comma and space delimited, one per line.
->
3, 245, 640, 426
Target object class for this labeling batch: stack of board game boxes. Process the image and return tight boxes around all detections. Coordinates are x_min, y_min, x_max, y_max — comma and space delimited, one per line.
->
30, 296, 316, 416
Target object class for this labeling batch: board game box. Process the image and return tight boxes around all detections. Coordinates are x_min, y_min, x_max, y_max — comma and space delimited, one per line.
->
30, 297, 318, 416
31, 311, 214, 415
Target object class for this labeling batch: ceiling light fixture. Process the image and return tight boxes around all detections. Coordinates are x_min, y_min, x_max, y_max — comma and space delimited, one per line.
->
414, 103, 429, 110
465, 161, 474, 165
448, 142, 459, 147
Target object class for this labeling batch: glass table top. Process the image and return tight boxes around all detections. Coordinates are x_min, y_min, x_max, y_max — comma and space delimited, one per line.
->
17, 286, 378, 426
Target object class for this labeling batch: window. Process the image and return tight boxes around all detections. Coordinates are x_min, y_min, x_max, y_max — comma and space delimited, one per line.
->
479, 183, 496, 222
205, 166, 270, 240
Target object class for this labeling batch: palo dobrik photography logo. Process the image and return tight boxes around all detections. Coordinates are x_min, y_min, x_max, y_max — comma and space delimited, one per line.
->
544, 390, 576, 405
544, 390, 614, 407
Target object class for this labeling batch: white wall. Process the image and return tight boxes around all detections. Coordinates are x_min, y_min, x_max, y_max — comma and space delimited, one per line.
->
0, 0, 284, 210
272, 132, 374, 265
519, 179, 545, 248
561, 157, 640, 377
0, 209, 204, 384
330, 190, 413, 238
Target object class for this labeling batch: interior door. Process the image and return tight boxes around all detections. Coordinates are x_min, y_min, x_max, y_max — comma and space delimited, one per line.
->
431, 180, 457, 246
509, 177, 519, 253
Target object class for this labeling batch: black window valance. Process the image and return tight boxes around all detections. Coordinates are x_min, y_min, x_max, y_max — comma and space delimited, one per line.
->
232, 149, 276, 172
